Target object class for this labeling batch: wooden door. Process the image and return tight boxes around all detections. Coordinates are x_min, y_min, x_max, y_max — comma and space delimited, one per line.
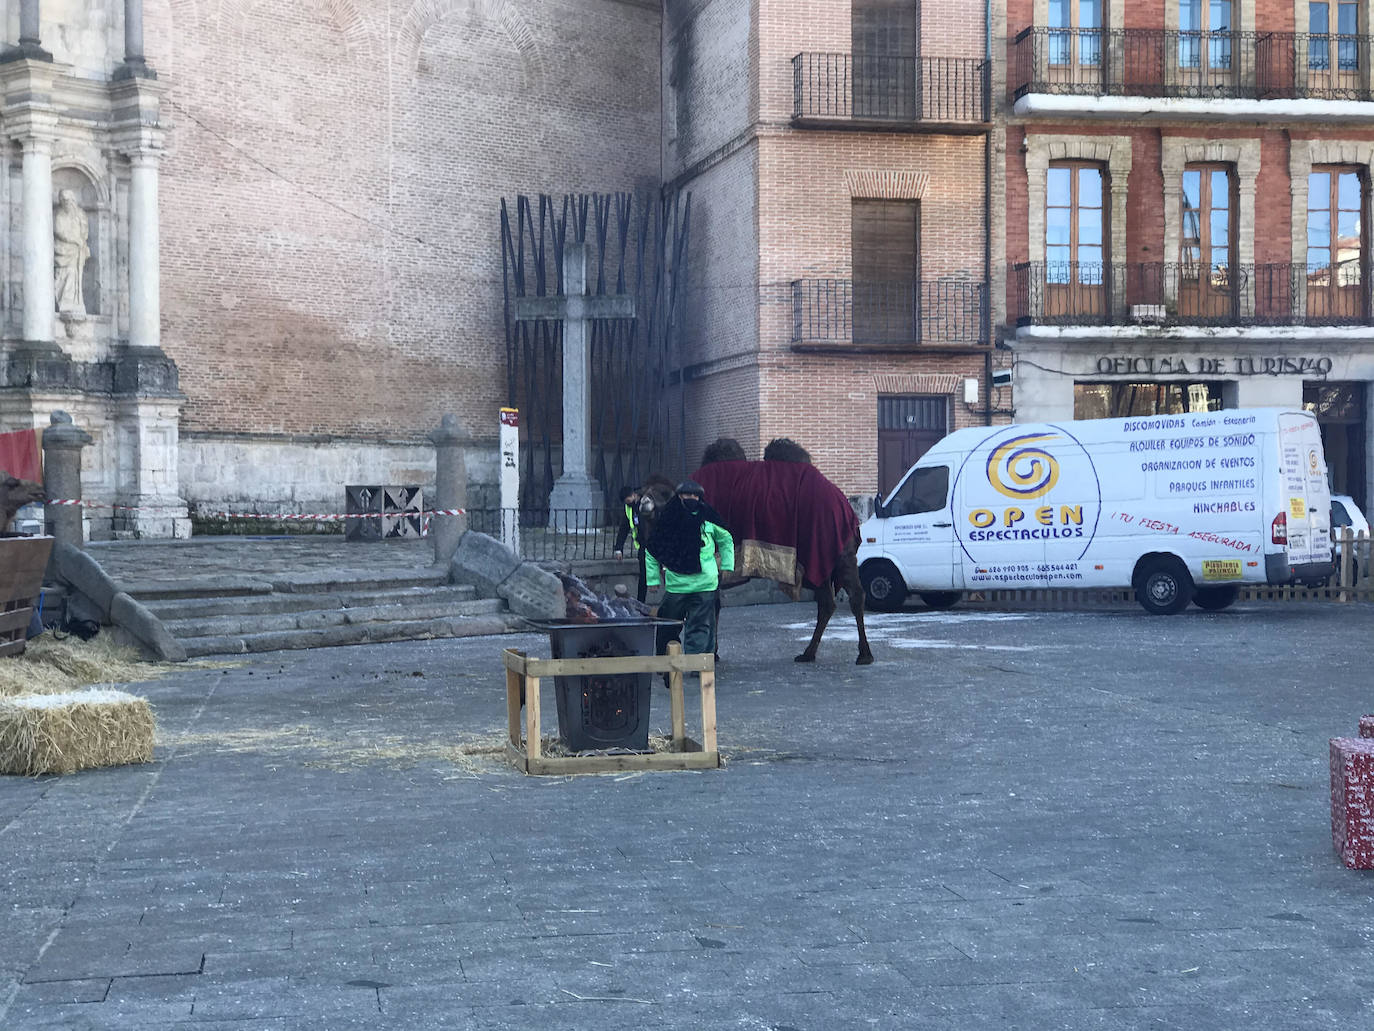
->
1044, 162, 1107, 321
878, 396, 947, 497
1047, 0, 1104, 91
1179, 0, 1236, 94
1306, 1, 1361, 97
1178, 164, 1236, 321
1307, 166, 1366, 323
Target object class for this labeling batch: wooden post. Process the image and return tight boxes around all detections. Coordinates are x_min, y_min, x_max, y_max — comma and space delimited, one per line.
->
700, 668, 718, 755
505, 650, 523, 747
1360, 530, 1369, 600
1341, 527, 1355, 604
524, 672, 542, 760
667, 641, 686, 750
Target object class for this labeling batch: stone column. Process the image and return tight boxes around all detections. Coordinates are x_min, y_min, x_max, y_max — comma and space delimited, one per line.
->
21, 135, 54, 346
428, 413, 471, 566
19, 0, 40, 47
128, 151, 160, 350
7, 0, 51, 61
42, 410, 92, 549
125, 0, 143, 63
115, 0, 155, 79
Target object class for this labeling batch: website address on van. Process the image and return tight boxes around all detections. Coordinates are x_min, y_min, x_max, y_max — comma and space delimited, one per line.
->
970, 572, 1084, 584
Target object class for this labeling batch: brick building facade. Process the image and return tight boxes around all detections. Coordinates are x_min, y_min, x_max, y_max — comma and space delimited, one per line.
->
668, 0, 1003, 498
1006, 0, 1374, 513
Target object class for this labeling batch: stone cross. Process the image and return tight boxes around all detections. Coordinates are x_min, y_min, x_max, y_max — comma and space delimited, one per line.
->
513, 242, 635, 519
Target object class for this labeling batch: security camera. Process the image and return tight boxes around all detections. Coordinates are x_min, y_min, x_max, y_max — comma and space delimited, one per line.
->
991, 368, 1013, 387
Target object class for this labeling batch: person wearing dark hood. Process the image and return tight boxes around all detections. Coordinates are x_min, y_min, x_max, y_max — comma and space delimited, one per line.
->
643, 480, 734, 657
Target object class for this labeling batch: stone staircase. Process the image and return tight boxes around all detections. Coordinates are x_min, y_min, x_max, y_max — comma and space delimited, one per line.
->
84, 537, 521, 658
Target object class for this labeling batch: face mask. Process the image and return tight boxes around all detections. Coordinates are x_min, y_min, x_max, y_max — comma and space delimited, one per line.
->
682, 499, 701, 514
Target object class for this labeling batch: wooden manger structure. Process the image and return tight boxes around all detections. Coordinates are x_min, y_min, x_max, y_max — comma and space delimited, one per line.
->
503, 640, 719, 775
1, 535, 52, 658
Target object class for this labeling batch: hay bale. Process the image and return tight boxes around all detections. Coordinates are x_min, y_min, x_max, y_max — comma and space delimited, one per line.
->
0, 688, 156, 775
0, 635, 184, 699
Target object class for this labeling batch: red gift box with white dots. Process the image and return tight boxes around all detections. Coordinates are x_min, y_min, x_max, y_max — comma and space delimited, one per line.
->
1360, 716, 1374, 739
1331, 737, 1374, 869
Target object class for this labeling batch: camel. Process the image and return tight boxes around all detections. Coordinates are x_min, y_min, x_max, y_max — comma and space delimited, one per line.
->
639, 438, 873, 665
1, 471, 44, 533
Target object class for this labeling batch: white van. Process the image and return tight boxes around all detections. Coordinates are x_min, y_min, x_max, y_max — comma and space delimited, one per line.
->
858, 408, 1333, 614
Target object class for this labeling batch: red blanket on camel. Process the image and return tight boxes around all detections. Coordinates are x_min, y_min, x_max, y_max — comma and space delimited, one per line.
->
692, 460, 859, 591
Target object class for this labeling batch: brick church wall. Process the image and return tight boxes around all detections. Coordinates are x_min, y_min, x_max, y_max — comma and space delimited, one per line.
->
147, 0, 661, 512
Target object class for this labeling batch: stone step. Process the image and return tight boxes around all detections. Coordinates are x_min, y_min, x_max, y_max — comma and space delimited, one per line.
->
180, 614, 520, 657
164, 596, 506, 639
125, 570, 448, 601
140, 584, 479, 621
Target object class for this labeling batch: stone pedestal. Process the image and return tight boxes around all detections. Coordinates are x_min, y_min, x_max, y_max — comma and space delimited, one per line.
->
42, 410, 92, 550
428, 413, 471, 566
548, 473, 605, 521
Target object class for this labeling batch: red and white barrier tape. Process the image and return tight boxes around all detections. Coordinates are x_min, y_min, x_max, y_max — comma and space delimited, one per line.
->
42, 499, 465, 522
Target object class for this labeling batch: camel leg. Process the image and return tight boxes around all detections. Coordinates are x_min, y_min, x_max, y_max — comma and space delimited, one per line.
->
796, 581, 836, 663
837, 549, 874, 665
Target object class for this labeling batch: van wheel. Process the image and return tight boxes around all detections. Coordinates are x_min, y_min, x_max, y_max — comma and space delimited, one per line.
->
919, 591, 961, 610
1192, 585, 1238, 611
860, 560, 907, 612
1134, 556, 1194, 615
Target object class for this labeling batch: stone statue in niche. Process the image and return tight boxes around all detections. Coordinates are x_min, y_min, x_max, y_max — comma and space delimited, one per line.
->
53, 189, 91, 315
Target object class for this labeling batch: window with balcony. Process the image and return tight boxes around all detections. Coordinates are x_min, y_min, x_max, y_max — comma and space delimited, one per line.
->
1178, 0, 1235, 93
852, 198, 919, 344
1048, 0, 1104, 90
1308, 1, 1362, 99
1307, 166, 1367, 322
1179, 163, 1236, 320
1045, 161, 1107, 319
852, 0, 918, 119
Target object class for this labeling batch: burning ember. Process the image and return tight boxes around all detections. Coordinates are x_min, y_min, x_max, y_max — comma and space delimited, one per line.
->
558, 573, 653, 624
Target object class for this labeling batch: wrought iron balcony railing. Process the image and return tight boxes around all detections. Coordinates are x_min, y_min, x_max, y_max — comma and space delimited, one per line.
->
1012, 261, 1374, 327
792, 278, 989, 347
793, 53, 990, 125
1011, 27, 1374, 101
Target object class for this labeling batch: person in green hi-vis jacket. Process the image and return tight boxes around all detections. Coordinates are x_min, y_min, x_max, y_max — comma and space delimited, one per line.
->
643, 480, 734, 657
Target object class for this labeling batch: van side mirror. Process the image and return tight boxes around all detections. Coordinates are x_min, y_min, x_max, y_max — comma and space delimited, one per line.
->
874, 493, 887, 519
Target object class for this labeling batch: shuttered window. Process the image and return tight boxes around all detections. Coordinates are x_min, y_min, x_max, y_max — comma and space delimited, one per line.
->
852, 0, 918, 118
853, 199, 919, 344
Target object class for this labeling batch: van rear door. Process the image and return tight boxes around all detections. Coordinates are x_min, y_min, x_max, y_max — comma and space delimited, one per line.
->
1276, 411, 1332, 569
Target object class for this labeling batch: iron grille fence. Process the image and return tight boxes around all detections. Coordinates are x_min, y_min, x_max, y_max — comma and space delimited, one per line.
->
1011, 27, 1374, 100
466, 508, 626, 562
499, 192, 690, 508
1012, 261, 1374, 327
792, 53, 990, 123
792, 278, 988, 346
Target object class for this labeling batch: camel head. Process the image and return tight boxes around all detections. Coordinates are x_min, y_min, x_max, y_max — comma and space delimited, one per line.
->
1, 470, 45, 533
763, 437, 813, 464
701, 437, 747, 466
635, 474, 676, 545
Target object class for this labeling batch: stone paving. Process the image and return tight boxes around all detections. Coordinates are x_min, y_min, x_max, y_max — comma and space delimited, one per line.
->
3, 599, 1374, 1029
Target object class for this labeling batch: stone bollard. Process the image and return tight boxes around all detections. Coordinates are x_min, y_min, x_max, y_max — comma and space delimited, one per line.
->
42, 410, 92, 553
428, 413, 471, 567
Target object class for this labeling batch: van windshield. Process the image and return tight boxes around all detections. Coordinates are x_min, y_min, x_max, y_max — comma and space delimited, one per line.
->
886, 466, 950, 517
